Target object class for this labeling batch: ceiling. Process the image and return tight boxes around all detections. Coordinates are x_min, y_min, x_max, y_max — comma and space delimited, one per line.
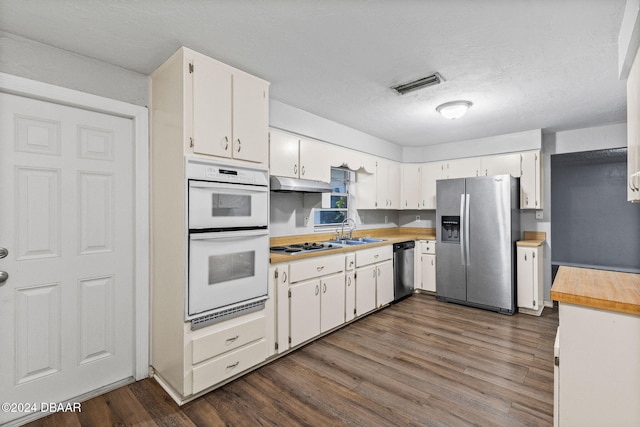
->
0, 0, 629, 147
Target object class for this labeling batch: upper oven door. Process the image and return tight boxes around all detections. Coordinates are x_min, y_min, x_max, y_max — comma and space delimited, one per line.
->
188, 180, 268, 230
188, 229, 269, 317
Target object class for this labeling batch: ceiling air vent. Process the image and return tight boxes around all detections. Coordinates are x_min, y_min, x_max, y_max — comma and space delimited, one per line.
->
391, 73, 444, 95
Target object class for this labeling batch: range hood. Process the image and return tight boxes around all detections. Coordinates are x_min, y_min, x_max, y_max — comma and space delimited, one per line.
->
270, 175, 332, 193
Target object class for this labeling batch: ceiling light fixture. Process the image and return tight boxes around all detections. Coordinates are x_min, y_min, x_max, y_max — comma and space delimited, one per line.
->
436, 100, 473, 119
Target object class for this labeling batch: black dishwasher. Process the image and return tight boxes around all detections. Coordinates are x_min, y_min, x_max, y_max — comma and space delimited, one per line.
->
393, 241, 415, 301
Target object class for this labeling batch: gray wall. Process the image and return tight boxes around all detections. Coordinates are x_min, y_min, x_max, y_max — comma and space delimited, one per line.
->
551, 149, 640, 273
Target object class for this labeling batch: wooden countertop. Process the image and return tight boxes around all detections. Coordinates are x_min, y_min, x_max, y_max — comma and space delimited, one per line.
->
516, 231, 546, 247
550, 266, 640, 315
269, 227, 436, 264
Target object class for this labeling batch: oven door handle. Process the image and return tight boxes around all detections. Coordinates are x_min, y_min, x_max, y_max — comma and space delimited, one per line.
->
189, 180, 267, 193
190, 229, 269, 241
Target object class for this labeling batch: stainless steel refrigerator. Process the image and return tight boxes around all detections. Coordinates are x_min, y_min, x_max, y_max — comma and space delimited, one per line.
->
436, 175, 520, 314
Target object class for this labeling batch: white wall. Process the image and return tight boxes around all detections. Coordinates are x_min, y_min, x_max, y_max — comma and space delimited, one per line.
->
0, 31, 148, 106
402, 129, 542, 163
270, 99, 402, 161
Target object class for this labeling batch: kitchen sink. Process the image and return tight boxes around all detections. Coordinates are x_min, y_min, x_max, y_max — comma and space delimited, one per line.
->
350, 237, 386, 243
325, 237, 386, 246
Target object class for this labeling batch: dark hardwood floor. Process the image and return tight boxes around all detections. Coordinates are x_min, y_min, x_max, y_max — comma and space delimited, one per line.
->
25, 294, 559, 427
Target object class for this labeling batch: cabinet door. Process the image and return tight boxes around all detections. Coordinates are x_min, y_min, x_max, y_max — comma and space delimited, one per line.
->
375, 158, 390, 208
274, 264, 290, 354
421, 162, 443, 209
345, 272, 356, 322
289, 280, 320, 347
376, 260, 394, 307
422, 254, 436, 292
355, 265, 377, 316
516, 248, 535, 309
299, 139, 331, 182
628, 50, 640, 202
232, 72, 269, 163
387, 161, 401, 209
445, 158, 479, 179
269, 131, 299, 178
320, 273, 346, 333
402, 163, 421, 209
520, 151, 541, 209
481, 153, 521, 177
191, 55, 233, 158
356, 167, 377, 209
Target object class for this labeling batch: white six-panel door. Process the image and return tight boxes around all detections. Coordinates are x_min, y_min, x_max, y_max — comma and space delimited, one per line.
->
0, 92, 135, 424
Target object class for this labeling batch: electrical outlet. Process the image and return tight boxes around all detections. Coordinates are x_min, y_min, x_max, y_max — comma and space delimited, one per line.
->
416, 215, 420, 221
384, 215, 388, 223
535, 210, 543, 220
304, 216, 309, 226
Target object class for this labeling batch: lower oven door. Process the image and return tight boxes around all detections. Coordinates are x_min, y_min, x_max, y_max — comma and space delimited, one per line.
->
188, 229, 269, 318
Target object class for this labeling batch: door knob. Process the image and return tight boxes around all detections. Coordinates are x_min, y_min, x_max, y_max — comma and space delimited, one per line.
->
0, 248, 7, 259
0, 271, 8, 285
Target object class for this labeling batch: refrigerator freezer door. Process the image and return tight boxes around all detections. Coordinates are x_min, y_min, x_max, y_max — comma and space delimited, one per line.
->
436, 178, 466, 302
465, 175, 516, 312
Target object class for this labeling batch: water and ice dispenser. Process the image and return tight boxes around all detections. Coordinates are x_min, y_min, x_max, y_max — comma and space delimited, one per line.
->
441, 216, 460, 243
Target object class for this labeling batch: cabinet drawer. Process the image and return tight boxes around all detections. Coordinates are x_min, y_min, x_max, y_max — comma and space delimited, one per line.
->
421, 240, 436, 254
355, 245, 392, 267
191, 315, 266, 365
192, 339, 266, 394
289, 253, 344, 283
345, 253, 355, 271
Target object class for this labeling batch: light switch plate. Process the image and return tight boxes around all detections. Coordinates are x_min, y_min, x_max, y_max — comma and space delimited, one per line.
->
535, 210, 543, 220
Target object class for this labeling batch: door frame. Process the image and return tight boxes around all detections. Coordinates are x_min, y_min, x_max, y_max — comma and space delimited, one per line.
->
0, 72, 150, 381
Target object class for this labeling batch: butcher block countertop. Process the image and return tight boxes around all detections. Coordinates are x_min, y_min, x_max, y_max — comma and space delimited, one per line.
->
551, 266, 640, 316
516, 231, 546, 247
269, 227, 436, 264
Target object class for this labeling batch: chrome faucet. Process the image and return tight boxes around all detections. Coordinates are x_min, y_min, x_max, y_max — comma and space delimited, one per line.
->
340, 217, 356, 240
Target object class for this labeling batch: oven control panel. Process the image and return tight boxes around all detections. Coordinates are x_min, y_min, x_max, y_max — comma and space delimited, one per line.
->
186, 158, 268, 186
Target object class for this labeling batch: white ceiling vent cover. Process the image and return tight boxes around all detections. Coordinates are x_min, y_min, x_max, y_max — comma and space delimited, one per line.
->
392, 73, 444, 95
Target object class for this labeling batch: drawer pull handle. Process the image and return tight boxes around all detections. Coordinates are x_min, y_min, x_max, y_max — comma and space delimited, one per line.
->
316, 266, 324, 272
226, 361, 240, 370
374, 254, 379, 259
226, 335, 239, 344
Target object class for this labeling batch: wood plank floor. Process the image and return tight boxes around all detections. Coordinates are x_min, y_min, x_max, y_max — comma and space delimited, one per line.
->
25, 294, 559, 427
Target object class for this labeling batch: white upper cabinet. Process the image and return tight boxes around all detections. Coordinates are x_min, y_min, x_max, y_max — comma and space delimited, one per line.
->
299, 138, 332, 182
421, 162, 443, 209
627, 48, 640, 202
232, 72, 270, 163
269, 131, 299, 178
376, 159, 401, 209
480, 153, 522, 177
520, 150, 542, 209
444, 157, 480, 179
186, 49, 269, 164
356, 155, 378, 209
401, 163, 422, 210
268, 131, 333, 182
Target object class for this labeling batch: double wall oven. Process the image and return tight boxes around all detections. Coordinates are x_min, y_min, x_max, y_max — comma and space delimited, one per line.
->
186, 159, 269, 329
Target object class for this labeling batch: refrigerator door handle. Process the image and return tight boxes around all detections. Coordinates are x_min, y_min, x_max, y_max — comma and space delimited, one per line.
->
465, 193, 471, 266
460, 194, 466, 266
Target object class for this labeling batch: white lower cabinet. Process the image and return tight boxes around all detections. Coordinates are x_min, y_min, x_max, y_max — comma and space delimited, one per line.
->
516, 245, 543, 315
345, 271, 356, 322
289, 279, 322, 347
415, 240, 436, 292
186, 311, 267, 396
355, 245, 394, 314
355, 264, 378, 315
320, 273, 347, 332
